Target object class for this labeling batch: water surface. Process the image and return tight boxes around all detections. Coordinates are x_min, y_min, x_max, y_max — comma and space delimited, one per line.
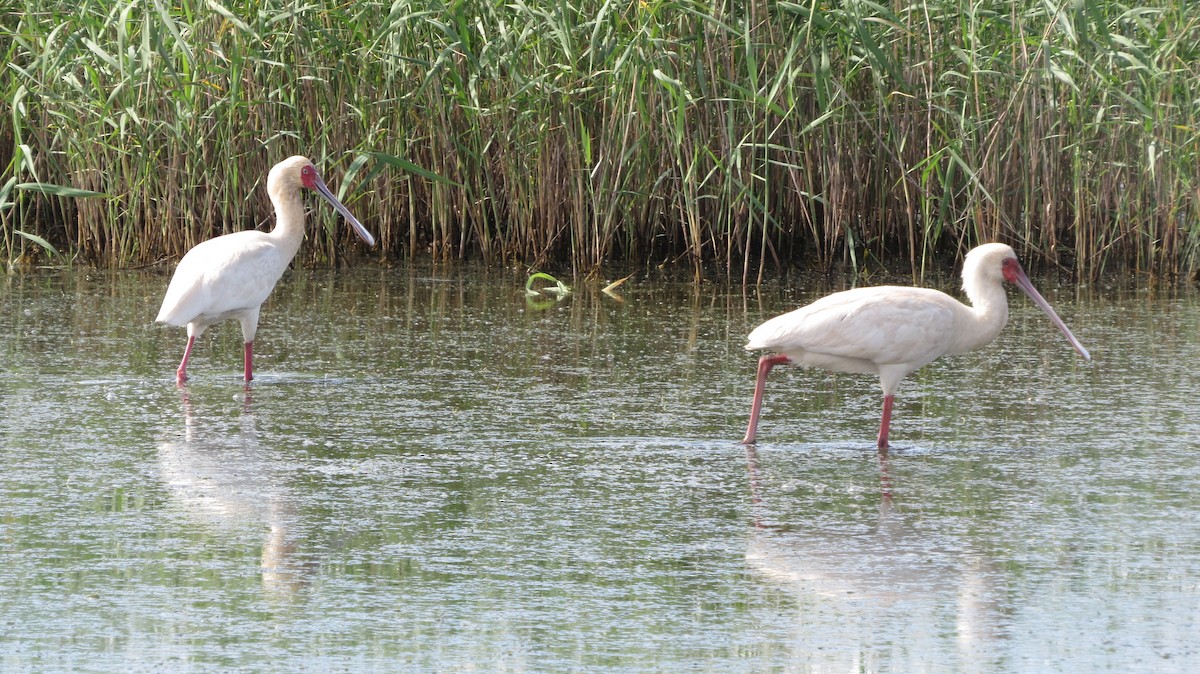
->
1, 265, 1197, 672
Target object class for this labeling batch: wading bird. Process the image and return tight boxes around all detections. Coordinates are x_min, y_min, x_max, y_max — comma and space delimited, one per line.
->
741, 243, 1090, 448
156, 156, 375, 384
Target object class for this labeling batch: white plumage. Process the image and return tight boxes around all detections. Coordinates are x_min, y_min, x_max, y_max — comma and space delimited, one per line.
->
157, 156, 375, 384
741, 243, 1090, 447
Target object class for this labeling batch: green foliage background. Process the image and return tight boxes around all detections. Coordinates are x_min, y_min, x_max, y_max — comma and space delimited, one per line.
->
3, 0, 1198, 280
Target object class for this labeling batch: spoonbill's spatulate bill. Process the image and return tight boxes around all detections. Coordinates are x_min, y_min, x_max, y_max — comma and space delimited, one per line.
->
741, 243, 1090, 448
156, 156, 375, 384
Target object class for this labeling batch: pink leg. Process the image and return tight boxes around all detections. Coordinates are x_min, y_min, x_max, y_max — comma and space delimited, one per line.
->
876, 394, 894, 449
176, 336, 196, 384
741, 354, 791, 444
243, 341, 254, 382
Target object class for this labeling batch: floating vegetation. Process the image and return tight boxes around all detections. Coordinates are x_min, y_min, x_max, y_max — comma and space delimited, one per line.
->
525, 272, 571, 300
524, 271, 570, 311
600, 272, 635, 302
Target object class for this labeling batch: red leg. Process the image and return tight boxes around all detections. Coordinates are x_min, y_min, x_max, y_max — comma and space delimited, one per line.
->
876, 393, 894, 449
176, 336, 196, 384
243, 341, 254, 382
741, 354, 791, 444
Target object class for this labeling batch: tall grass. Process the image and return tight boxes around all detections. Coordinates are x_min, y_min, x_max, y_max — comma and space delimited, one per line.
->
2, 0, 1198, 281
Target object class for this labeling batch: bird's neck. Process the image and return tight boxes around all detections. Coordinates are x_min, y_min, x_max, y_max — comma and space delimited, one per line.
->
956, 280, 1010, 354
267, 184, 307, 255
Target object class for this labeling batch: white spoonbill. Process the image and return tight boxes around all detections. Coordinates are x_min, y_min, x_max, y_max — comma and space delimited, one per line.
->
156, 156, 375, 384
741, 243, 1090, 448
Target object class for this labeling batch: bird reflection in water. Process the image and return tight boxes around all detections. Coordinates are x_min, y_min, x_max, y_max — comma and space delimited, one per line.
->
744, 446, 1003, 670
157, 387, 314, 599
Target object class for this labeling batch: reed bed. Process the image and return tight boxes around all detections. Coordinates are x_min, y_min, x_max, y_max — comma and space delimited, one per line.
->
2, 0, 1198, 281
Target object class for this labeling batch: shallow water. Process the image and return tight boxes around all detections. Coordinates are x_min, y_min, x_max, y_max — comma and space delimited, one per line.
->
1, 265, 1197, 672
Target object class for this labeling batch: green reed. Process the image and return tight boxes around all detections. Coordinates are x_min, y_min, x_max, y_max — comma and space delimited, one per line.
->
2, 0, 1198, 281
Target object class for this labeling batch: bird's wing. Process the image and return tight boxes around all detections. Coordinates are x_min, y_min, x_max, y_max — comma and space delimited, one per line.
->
746, 287, 960, 366
156, 232, 285, 326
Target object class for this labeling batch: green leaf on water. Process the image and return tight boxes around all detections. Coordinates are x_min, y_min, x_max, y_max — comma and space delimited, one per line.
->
525, 272, 570, 299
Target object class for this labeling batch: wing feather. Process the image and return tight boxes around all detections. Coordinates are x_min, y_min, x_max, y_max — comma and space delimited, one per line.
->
156, 232, 289, 326
746, 286, 960, 366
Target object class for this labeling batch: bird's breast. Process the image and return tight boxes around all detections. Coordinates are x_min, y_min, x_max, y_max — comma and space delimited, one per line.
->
156, 232, 295, 326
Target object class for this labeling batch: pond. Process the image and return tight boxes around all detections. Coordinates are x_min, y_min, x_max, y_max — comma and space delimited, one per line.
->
1, 264, 1197, 672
